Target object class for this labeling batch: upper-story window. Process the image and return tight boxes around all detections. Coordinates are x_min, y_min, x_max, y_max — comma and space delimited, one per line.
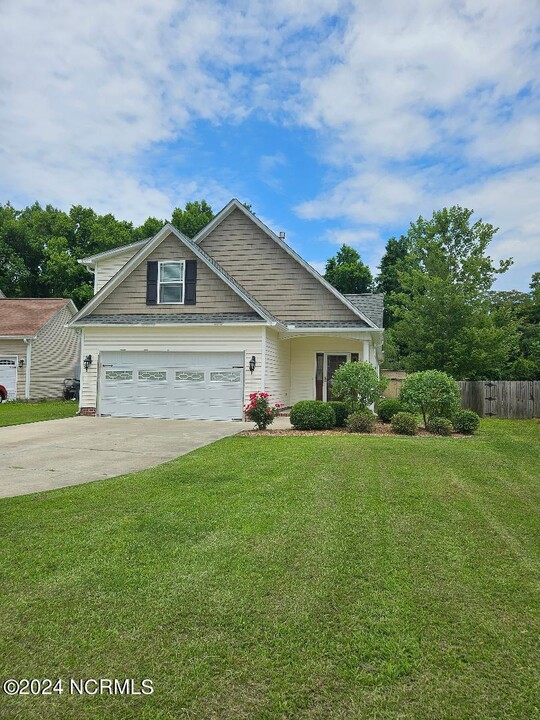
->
158, 261, 184, 304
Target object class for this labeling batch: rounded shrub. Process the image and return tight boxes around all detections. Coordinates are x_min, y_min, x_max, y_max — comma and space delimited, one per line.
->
327, 401, 349, 427
452, 409, 480, 434
426, 416, 453, 436
331, 361, 387, 413
391, 411, 418, 436
346, 409, 376, 433
399, 370, 460, 426
290, 400, 336, 430
376, 397, 402, 423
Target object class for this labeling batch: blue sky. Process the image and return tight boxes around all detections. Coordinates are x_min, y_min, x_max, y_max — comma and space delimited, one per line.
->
1, 0, 539, 290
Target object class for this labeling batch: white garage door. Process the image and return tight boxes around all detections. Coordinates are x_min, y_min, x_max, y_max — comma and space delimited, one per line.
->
0, 357, 18, 401
99, 351, 245, 420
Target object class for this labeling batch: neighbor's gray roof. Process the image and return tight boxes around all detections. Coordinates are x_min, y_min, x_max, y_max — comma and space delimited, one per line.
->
283, 319, 370, 329
344, 294, 384, 328
72, 312, 265, 326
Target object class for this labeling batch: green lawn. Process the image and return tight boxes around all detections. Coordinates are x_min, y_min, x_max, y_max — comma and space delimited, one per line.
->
0, 420, 539, 719
0, 399, 77, 427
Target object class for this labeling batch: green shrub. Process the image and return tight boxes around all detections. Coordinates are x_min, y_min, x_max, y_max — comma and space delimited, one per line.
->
327, 401, 349, 427
331, 361, 387, 413
376, 398, 402, 423
399, 370, 460, 426
346, 409, 376, 433
453, 409, 480, 434
290, 400, 336, 430
426, 416, 453, 436
391, 411, 418, 436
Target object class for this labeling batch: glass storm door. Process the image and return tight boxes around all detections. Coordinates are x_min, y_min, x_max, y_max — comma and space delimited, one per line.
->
326, 354, 348, 401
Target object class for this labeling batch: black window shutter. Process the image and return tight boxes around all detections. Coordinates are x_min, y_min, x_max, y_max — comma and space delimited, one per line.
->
146, 261, 158, 305
184, 259, 197, 305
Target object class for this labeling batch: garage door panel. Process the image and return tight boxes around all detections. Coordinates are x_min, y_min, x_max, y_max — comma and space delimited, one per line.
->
0, 357, 18, 401
99, 351, 244, 420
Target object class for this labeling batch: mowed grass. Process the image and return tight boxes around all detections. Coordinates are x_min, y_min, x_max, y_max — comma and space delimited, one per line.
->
0, 400, 77, 427
0, 420, 539, 720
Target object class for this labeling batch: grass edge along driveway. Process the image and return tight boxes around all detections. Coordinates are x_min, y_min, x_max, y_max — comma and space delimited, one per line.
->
0, 419, 539, 719
0, 399, 77, 427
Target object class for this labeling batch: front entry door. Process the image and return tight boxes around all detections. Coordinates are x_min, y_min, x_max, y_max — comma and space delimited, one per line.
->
326, 354, 348, 401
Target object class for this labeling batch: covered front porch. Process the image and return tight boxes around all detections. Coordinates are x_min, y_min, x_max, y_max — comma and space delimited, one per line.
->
264, 328, 383, 408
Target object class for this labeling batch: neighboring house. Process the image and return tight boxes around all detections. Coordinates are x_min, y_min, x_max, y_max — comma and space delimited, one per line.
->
0, 299, 80, 401
70, 199, 383, 420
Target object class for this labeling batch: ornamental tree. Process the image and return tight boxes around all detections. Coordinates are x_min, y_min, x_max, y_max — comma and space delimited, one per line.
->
399, 370, 460, 426
331, 361, 387, 413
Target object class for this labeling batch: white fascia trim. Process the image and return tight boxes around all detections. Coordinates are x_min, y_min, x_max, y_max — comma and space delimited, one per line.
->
192, 199, 379, 330
282, 327, 384, 334
0, 334, 36, 340
72, 322, 270, 328
79, 239, 149, 267
70, 223, 281, 328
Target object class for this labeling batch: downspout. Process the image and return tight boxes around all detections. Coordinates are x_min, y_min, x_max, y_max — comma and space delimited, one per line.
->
23, 338, 32, 399
261, 327, 267, 391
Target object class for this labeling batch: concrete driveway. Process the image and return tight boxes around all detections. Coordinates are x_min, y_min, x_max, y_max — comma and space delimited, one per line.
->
0, 416, 244, 499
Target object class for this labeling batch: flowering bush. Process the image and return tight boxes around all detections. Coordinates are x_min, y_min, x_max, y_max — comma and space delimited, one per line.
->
244, 392, 282, 430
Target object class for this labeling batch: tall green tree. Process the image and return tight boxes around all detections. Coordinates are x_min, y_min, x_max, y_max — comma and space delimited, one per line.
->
376, 235, 414, 326
171, 200, 214, 238
489, 274, 540, 379
324, 244, 373, 294
391, 206, 518, 379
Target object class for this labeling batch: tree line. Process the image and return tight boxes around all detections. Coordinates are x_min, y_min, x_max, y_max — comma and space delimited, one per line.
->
0, 199, 538, 380
324, 206, 539, 380
0, 200, 213, 306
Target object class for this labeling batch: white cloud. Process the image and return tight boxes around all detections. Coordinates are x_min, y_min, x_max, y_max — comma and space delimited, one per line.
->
0, 0, 342, 218
0, 0, 538, 290
308, 260, 327, 275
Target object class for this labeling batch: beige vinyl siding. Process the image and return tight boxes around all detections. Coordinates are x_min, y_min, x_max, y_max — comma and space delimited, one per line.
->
289, 335, 369, 405
30, 305, 80, 399
80, 325, 263, 410
0, 339, 26, 399
94, 248, 140, 291
95, 233, 252, 315
264, 328, 290, 406
199, 209, 360, 322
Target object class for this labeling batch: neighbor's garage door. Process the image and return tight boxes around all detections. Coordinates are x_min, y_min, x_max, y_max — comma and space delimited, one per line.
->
99, 351, 244, 420
0, 357, 17, 401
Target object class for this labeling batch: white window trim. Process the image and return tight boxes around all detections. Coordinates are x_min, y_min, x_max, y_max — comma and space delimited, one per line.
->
158, 260, 185, 305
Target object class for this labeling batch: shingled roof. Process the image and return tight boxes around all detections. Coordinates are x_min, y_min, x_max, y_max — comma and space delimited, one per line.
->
0, 299, 72, 337
74, 312, 265, 326
344, 294, 384, 328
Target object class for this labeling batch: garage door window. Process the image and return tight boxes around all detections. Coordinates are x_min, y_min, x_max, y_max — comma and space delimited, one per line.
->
105, 370, 133, 381
159, 261, 184, 304
210, 370, 242, 382
138, 370, 167, 381
175, 371, 205, 382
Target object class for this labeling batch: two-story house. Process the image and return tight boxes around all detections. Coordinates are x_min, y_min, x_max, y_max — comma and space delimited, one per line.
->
69, 199, 383, 420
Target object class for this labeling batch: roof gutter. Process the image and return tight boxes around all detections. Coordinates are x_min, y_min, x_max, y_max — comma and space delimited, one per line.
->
0, 334, 36, 340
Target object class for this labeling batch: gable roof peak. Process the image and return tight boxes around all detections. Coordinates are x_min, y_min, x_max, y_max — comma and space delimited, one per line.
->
194, 199, 378, 329
70, 220, 282, 327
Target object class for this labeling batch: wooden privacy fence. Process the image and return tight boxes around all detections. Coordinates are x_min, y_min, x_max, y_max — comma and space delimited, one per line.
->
458, 381, 540, 419
381, 371, 540, 419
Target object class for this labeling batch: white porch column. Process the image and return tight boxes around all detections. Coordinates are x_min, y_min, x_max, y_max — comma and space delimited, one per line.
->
363, 339, 370, 362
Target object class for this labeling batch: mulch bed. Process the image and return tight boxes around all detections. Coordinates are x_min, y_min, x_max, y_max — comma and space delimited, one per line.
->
239, 422, 470, 438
